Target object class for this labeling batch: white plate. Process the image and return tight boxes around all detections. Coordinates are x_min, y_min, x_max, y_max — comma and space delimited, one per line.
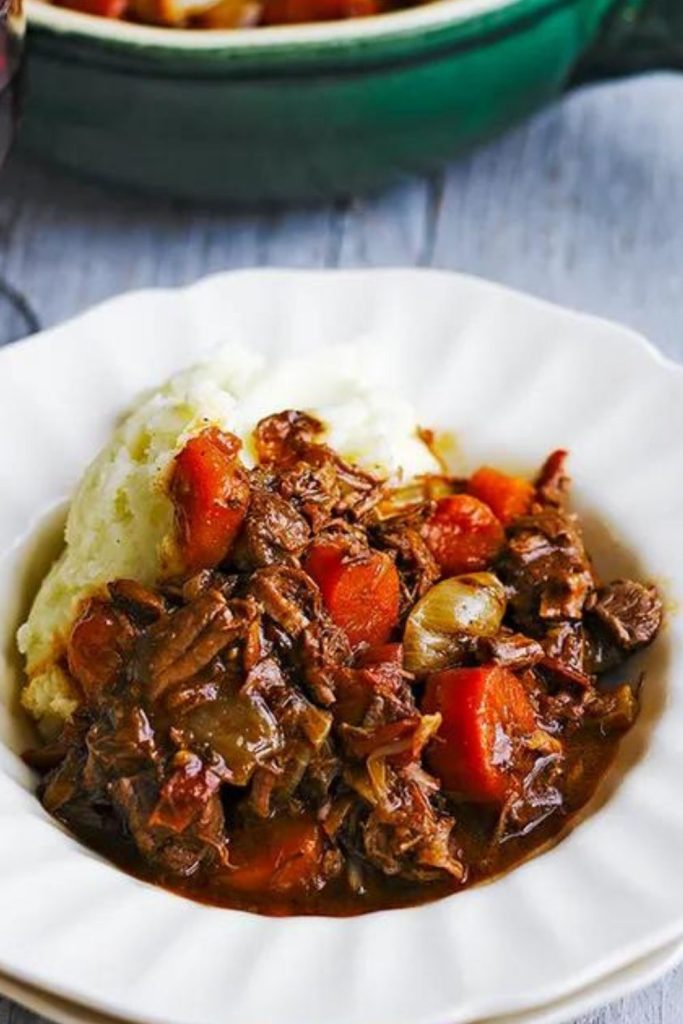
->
0, 936, 680, 1024
0, 269, 681, 1024
485, 941, 682, 1024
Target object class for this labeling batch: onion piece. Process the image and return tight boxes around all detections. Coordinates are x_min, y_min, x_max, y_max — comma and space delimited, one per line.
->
404, 572, 507, 673
185, 694, 281, 786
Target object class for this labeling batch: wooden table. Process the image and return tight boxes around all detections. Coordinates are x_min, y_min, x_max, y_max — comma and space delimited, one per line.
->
1, 69, 682, 1024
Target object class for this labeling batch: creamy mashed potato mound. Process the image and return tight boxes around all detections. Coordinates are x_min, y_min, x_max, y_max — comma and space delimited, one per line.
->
19, 343, 440, 735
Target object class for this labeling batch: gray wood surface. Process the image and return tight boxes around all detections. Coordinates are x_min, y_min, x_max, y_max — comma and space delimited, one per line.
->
1, 69, 682, 1024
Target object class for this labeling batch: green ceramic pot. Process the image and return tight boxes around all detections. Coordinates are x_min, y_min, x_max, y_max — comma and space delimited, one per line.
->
19, 0, 682, 204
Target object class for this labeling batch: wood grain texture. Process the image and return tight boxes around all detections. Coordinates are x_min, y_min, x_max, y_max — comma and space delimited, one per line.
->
0, 69, 682, 1024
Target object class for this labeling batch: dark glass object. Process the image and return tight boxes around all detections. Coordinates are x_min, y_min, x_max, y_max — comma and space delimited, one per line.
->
0, 0, 30, 348
0, 0, 23, 169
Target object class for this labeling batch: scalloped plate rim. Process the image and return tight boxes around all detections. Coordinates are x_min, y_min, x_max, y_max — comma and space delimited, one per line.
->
7, 266, 683, 379
0, 267, 682, 1024
0, 930, 680, 1024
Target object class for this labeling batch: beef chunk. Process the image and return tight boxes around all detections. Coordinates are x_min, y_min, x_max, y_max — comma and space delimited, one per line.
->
298, 619, 351, 705
138, 591, 248, 699
360, 768, 464, 883
501, 509, 595, 626
140, 590, 226, 678
534, 449, 570, 508
543, 621, 587, 673
110, 758, 229, 878
249, 565, 321, 636
373, 515, 440, 609
255, 410, 383, 528
590, 580, 663, 652
234, 488, 310, 569
540, 621, 594, 687
478, 630, 544, 670
254, 410, 324, 465
84, 706, 158, 786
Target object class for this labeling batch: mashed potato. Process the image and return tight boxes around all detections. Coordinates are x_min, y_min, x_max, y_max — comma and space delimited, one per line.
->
18, 343, 440, 736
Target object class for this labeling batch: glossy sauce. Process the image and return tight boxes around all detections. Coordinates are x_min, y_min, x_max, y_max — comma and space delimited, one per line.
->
78, 723, 620, 917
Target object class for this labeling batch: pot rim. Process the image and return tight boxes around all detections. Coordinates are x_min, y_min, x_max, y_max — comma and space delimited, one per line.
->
26, 0, 528, 51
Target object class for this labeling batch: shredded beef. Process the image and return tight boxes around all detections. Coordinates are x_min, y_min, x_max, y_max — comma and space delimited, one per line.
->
28, 423, 663, 915
235, 486, 310, 568
249, 565, 321, 636
372, 511, 441, 609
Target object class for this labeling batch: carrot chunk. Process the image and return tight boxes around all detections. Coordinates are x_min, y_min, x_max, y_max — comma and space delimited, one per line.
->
67, 599, 135, 700
422, 665, 536, 804
170, 427, 250, 573
422, 494, 504, 576
305, 543, 400, 648
468, 467, 534, 526
228, 815, 324, 893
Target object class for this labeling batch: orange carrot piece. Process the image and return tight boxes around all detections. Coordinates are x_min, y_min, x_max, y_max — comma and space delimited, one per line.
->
228, 816, 324, 893
170, 427, 250, 573
422, 665, 536, 804
305, 543, 400, 648
468, 466, 534, 525
422, 494, 504, 576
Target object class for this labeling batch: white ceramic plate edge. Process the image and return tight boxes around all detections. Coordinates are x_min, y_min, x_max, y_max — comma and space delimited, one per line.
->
1, 269, 682, 1024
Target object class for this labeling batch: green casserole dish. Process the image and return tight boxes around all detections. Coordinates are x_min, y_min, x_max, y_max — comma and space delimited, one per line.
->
21, 0, 682, 204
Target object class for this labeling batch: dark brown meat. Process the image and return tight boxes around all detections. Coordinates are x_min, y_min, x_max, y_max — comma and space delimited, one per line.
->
501, 509, 595, 626
478, 630, 544, 670
298, 620, 352, 706
40, 747, 85, 814
333, 656, 413, 729
540, 655, 593, 689
539, 621, 594, 687
255, 410, 383, 528
139, 591, 248, 699
235, 487, 310, 568
373, 516, 440, 609
110, 765, 229, 878
108, 579, 166, 626
148, 751, 221, 833
248, 565, 321, 636
543, 621, 587, 674
494, 753, 564, 841
590, 580, 663, 652
141, 590, 227, 679
27, 429, 664, 916
84, 705, 158, 786
359, 766, 464, 882
534, 449, 570, 508
182, 570, 231, 603
254, 410, 325, 465
277, 458, 342, 530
